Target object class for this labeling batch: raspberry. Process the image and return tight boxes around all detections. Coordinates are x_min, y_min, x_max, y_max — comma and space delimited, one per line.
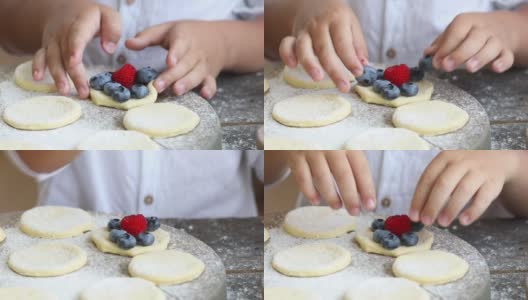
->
120, 214, 147, 237
384, 215, 411, 237
383, 64, 410, 87
111, 64, 136, 88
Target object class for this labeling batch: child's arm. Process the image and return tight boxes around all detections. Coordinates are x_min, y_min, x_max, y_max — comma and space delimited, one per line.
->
15, 151, 81, 173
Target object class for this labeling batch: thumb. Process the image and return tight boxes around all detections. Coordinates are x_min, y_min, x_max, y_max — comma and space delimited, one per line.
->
99, 5, 121, 54
125, 23, 171, 51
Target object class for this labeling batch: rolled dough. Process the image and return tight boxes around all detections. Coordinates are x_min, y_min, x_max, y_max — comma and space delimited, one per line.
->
80, 277, 166, 300
344, 128, 431, 150
77, 130, 161, 150
123, 103, 200, 138
272, 94, 351, 127
283, 65, 354, 89
20, 205, 93, 239
90, 81, 158, 110
0, 139, 49, 149
393, 250, 469, 285
264, 287, 319, 300
354, 80, 434, 108
355, 229, 433, 257
8, 242, 87, 277
283, 206, 356, 239
14, 60, 72, 93
91, 227, 170, 257
3, 96, 81, 131
272, 242, 351, 277
392, 100, 469, 136
343, 277, 430, 300
264, 228, 270, 242
264, 136, 320, 150
0, 287, 56, 300
129, 250, 205, 285
0, 227, 5, 242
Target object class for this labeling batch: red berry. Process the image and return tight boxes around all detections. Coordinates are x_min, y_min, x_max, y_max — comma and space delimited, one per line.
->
120, 214, 147, 237
384, 215, 411, 237
111, 64, 136, 88
383, 64, 410, 87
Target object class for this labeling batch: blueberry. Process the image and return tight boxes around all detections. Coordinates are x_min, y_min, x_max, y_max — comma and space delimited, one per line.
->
376, 69, 384, 80
117, 233, 136, 249
400, 83, 419, 97
356, 66, 377, 86
373, 80, 391, 93
131, 84, 149, 98
111, 85, 131, 102
410, 221, 424, 232
371, 219, 385, 231
136, 67, 159, 85
419, 55, 433, 72
109, 229, 127, 243
107, 218, 121, 230
103, 82, 121, 96
90, 72, 112, 90
381, 232, 401, 250
381, 83, 400, 100
410, 67, 425, 82
146, 217, 161, 232
400, 232, 419, 247
136, 232, 155, 246
373, 229, 391, 243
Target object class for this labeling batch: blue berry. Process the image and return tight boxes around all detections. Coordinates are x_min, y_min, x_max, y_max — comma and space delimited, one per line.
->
131, 84, 149, 98
381, 83, 400, 100
419, 55, 433, 72
136, 232, 155, 246
117, 233, 136, 249
381, 232, 401, 250
90, 72, 112, 90
109, 229, 127, 243
146, 217, 161, 232
410, 221, 424, 232
376, 68, 384, 80
373, 229, 391, 243
136, 67, 158, 85
410, 67, 425, 82
357, 66, 377, 86
400, 232, 419, 247
400, 83, 419, 97
371, 219, 385, 231
373, 80, 391, 93
111, 85, 131, 102
107, 219, 121, 230
103, 82, 121, 96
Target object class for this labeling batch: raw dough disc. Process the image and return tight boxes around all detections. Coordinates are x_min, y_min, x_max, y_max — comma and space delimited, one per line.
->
354, 80, 434, 108
0, 139, 49, 149
14, 60, 72, 93
90, 81, 158, 110
272, 94, 351, 127
129, 250, 205, 285
272, 242, 351, 277
393, 250, 469, 285
264, 78, 270, 93
77, 130, 161, 150
0, 287, 56, 300
264, 287, 319, 300
264, 137, 319, 150
344, 128, 431, 150
91, 227, 170, 257
392, 100, 469, 136
283, 65, 355, 89
20, 205, 93, 239
355, 229, 433, 257
283, 206, 356, 239
123, 103, 200, 138
0, 227, 5, 242
8, 242, 87, 277
80, 277, 166, 300
343, 277, 430, 300
3, 96, 81, 130
264, 228, 270, 242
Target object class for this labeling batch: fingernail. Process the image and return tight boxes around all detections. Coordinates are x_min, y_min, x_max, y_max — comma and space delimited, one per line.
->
202, 89, 211, 99
409, 209, 419, 221
367, 198, 376, 210
444, 57, 455, 71
312, 68, 322, 80
330, 202, 341, 210
156, 80, 165, 91
104, 42, 117, 53
288, 56, 296, 67
338, 80, 349, 92
350, 207, 360, 215
422, 215, 432, 226
437, 214, 448, 227
459, 213, 470, 225
175, 83, 185, 95
33, 70, 40, 80
467, 58, 479, 72
494, 61, 504, 73
79, 86, 87, 97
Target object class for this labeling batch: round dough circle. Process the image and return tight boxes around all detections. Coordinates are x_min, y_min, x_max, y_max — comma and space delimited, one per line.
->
272, 242, 351, 277
129, 250, 205, 285
80, 277, 166, 300
20, 206, 93, 239
355, 229, 433, 257
14, 60, 69, 93
393, 100, 469, 136
264, 137, 319, 150
8, 242, 87, 277
264, 287, 319, 300
283, 65, 354, 89
343, 277, 430, 300
344, 128, 431, 150
3, 96, 81, 130
77, 130, 161, 150
0, 287, 56, 300
272, 94, 351, 127
123, 103, 200, 138
90, 81, 158, 110
264, 228, 270, 242
0, 227, 5, 242
283, 206, 356, 239
91, 227, 170, 257
354, 80, 434, 108
0, 139, 48, 149
393, 250, 469, 285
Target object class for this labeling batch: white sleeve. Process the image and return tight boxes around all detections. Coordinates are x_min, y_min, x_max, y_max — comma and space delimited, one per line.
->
493, 0, 528, 9
232, 0, 264, 20
4, 151, 69, 182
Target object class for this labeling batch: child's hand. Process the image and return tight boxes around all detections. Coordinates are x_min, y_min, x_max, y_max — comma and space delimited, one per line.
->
279, 0, 368, 92
34, 2, 121, 98
424, 11, 523, 74
410, 151, 519, 227
126, 21, 227, 100
286, 151, 376, 215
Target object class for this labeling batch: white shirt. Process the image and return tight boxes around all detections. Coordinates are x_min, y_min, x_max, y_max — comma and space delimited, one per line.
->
7, 151, 264, 218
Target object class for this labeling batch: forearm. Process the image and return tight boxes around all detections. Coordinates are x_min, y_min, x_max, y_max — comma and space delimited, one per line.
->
16, 151, 81, 173
220, 17, 264, 73
500, 151, 528, 216
264, 151, 289, 185
513, 4, 528, 66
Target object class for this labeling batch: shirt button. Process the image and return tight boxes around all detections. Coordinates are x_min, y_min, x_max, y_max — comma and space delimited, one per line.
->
117, 54, 127, 65
126, 0, 135, 5
144, 195, 154, 205
381, 197, 391, 208
386, 48, 397, 59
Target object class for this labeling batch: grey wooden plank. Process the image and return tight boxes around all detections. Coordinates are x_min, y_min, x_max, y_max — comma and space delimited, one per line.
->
222, 125, 261, 150
491, 272, 527, 300
227, 272, 262, 300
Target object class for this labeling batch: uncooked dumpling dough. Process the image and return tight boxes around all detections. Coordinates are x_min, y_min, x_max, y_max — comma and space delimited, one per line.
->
3, 96, 81, 130
129, 250, 205, 285
272, 243, 351, 277
354, 80, 433, 108
393, 100, 469, 136
393, 250, 469, 285
343, 277, 430, 300
20, 206, 93, 239
77, 130, 161, 150
264, 228, 270, 242
283, 65, 354, 89
0, 139, 48, 149
355, 229, 433, 257
123, 103, 200, 138
8, 242, 87, 277
0, 287, 56, 300
284, 206, 356, 239
91, 227, 170, 257
90, 81, 158, 110
80, 277, 165, 300
344, 128, 431, 150
0, 227, 5, 242
264, 287, 319, 300
14, 60, 72, 93
272, 94, 351, 127
264, 137, 319, 150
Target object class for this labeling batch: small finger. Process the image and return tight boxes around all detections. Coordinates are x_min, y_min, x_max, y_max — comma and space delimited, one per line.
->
329, 21, 362, 76
444, 29, 489, 72
311, 26, 349, 92
32, 48, 47, 81
46, 42, 69, 95
433, 18, 472, 68
166, 39, 190, 67
424, 33, 444, 56
491, 50, 514, 73
290, 153, 320, 205
99, 5, 122, 53
459, 180, 502, 225
350, 18, 369, 65
346, 151, 376, 210
154, 53, 198, 92
295, 32, 324, 81
465, 38, 502, 73
326, 151, 359, 215
199, 75, 217, 100
437, 171, 482, 227
279, 36, 298, 68
172, 61, 207, 96
68, 8, 100, 67
306, 152, 341, 209
126, 23, 171, 51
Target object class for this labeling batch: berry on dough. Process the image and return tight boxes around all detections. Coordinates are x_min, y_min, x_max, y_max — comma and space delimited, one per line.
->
120, 214, 147, 237
370, 215, 423, 250
107, 215, 161, 250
